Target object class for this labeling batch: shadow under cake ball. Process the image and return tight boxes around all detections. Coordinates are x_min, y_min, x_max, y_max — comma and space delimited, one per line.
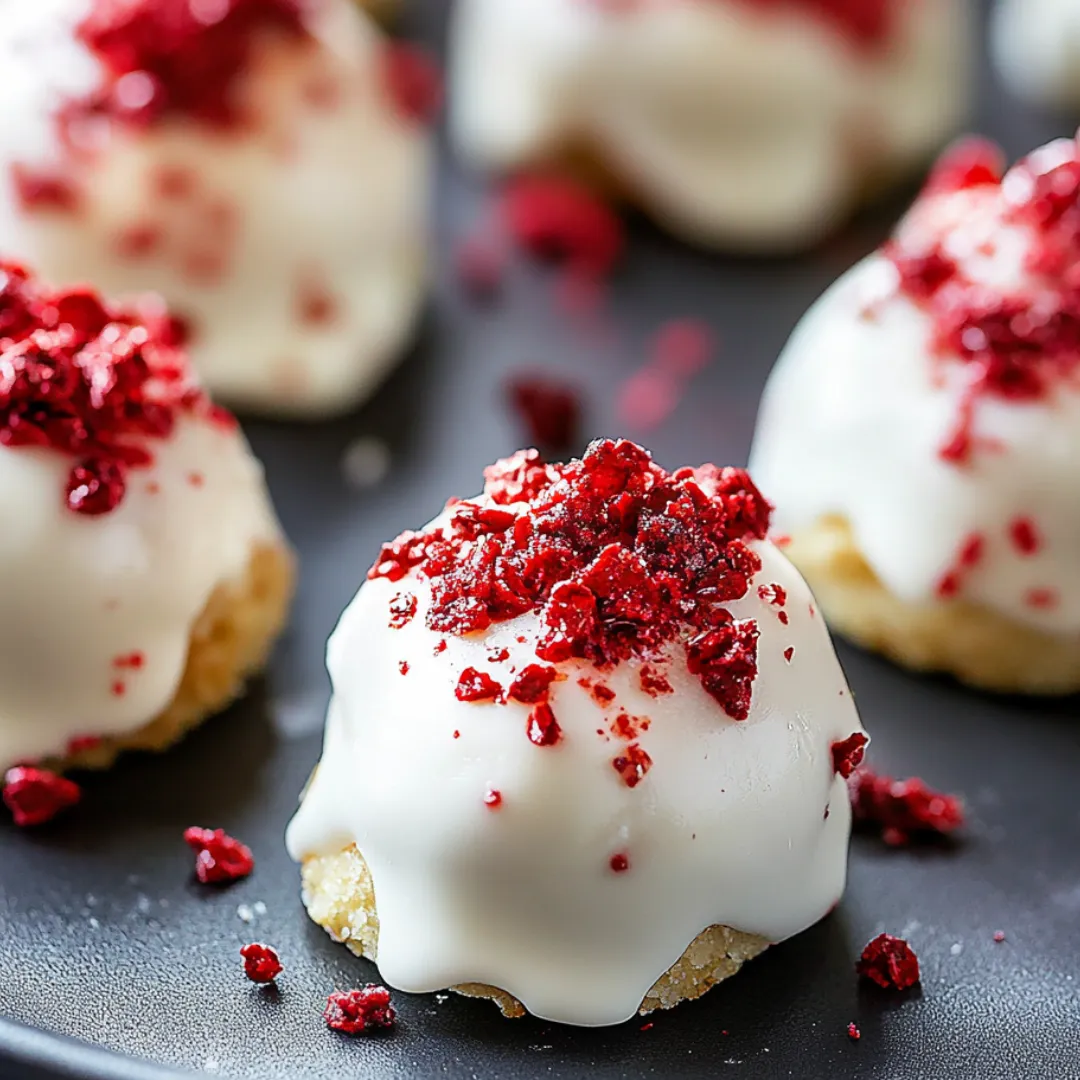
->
449, 0, 972, 252
750, 136, 1080, 694
286, 440, 866, 1026
0, 0, 433, 417
0, 261, 294, 773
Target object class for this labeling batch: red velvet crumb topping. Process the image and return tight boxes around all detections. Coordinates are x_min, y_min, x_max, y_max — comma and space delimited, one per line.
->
831, 732, 868, 780
483, 788, 502, 809
3, 767, 80, 827
508, 664, 558, 704
612, 742, 652, 788
849, 767, 964, 846
610, 852, 630, 873
324, 986, 396, 1035
0, 261, 224, 516
527, 703, 562, 746
71, 0, 308, 131
639, 665, 673, 696
892, 137, 1080, 465
240, 943, 282, 984
455, 668, 503, 703
857, 933, 920, 991
184, 826, 254, 885
368, 441, 771, 721
388, 592, 418, 629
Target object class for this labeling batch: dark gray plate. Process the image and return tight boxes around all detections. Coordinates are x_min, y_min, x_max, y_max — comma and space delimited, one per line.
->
2, 2, 1080, 1078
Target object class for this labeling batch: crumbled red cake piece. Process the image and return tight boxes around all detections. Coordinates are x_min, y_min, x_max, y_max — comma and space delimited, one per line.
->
483, 788, 502, 810
857, 934, 920, 991
70, 0, 308, 131
380, 43, 442, 125
831, 733, 868, 780
324, 986, 396, 1035
639, 666, 673, 696
527, 703, 562, 746
388, 592, 418, 630
506, 375, 582, 450
993, 930, 1006, 943
500, 176, 625, 276
455, 668, 504, 703
0, 261, 222, 516
508, 664, 558, 704
240, 943, 282, 984
847, 1022, 861, 1041
783, 646, 794, 663
2, 767, 81, 827
612, 743, 652, 788
369, 441, 771, 721
398, 660, 409, 675
610, 852, 630, 873
849, 767, 964, 845
184, 826, 255, 885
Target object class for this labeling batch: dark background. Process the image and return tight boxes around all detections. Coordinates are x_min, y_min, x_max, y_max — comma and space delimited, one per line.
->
2, 1, 1079, 1077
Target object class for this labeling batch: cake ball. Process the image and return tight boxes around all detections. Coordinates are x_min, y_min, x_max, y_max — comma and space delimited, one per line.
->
0, 260, 293, 772
286, 440, 866, 1026
0, 0, 433, 417
992, 0, 1080, 110
449, 0, 971, 252
750, 136, 1080, 694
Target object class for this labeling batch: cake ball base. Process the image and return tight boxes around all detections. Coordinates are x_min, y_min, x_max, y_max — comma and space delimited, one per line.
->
783, 516, 1080, 695
47, 542, 295, 773
299, 845, 771, 1022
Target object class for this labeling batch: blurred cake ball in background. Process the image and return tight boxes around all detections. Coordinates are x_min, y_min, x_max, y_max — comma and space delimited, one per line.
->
749, 136, 1080, 694
449, 0, 973, 253
0, 0, 436, 417
992, 0, 1080, 110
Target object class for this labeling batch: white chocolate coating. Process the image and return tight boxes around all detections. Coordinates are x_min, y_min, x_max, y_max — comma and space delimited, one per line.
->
749, 161, 1080, 635
449, 0, 971, 251
992, 0, 1080, 109
0, 417, 282, 769
0, 0, 429, 417
286, 502, 864, 1027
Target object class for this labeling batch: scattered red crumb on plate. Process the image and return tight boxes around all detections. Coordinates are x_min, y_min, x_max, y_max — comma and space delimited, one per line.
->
847, 1022, 861, 1041
2, 767, 81, 827
506, 375, 582, 450
993, 930, 1006, 943
857, 933, 920, 991
849, 766, 964, 845
455, 668, 504, 703
610, 852, 630, 873
324, 986, 396, 1035
183, 826, 255, 885
240, 943, 282, 984
640, 1022, 653, 1031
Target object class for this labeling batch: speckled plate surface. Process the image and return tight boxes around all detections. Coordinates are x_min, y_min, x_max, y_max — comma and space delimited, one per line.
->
2, 3, 1080, 1078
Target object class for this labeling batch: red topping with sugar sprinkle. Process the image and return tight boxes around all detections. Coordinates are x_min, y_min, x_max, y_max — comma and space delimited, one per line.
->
3, 766, 81, 827
455, 668, 504, 703
612, 742, 652, 788
324, 986, 396, 1035
240, 943, 282, 984
831, 732, 868, 780
183, 826, 255, 885
849, 767, 964, 846
857, 933, 920, 991
368, 441, 771, 721
0, 261, 225, 516
527, 703, 563, 746
69, 0, 308, 132
891, 136, 1080, 465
